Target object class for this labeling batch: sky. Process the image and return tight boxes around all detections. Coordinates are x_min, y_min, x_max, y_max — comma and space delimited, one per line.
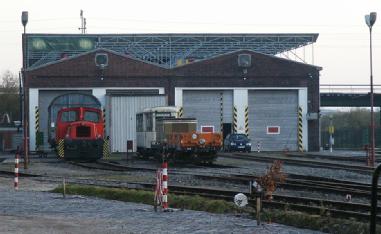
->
0, 0, 380, 85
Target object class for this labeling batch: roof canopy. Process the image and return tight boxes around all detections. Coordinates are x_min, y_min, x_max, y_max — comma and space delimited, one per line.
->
26, 33, 318, 69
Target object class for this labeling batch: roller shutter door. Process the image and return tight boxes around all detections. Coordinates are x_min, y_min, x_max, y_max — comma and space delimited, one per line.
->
108, 95, 166, 152
183, 90, 233, 132
248, 90, 298, 151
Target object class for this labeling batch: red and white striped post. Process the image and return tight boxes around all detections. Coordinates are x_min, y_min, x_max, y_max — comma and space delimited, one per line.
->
14, 147, 19, 190
162, 160, 168, 210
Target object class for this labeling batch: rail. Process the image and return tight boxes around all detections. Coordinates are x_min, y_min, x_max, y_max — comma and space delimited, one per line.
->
371, 164, 381, 234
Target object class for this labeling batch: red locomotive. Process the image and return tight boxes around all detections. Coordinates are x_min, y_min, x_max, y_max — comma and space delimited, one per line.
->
52, 107, 105, 161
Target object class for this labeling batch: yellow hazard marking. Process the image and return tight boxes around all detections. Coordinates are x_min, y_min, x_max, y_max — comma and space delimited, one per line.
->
178, 107, 184, 118
57, 139, 64, 158
220, 92, 223, 132
233, 105, 238, 133
298, 106, 303, 152
244, 106, 249, 136
103, 139, 111, 158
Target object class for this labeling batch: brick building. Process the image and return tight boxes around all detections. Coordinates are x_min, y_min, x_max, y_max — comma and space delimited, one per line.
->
23, 34, 321, 152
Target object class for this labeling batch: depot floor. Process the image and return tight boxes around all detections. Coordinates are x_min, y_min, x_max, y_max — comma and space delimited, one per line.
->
0, 175, 324, 234
0, 187, 324, 233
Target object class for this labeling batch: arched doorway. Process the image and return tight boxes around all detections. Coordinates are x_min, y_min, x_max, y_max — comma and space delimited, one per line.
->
41, 92, 100, 148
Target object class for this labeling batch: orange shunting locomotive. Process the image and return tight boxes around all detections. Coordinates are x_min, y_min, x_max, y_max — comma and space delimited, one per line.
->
136, 106, 222, 163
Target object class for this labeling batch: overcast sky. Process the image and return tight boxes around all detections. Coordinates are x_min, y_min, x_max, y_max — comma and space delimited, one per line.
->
0, 0, 380, 85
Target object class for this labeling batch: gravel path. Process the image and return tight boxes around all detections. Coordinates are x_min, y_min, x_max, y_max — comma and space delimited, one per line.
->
0, 151, 372, 233
0, 177, 324, 234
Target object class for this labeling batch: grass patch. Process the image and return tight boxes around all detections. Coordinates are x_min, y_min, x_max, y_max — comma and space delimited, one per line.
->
51, 184, 240, 214
51, 184, 380, 234
262, 209, 380, 234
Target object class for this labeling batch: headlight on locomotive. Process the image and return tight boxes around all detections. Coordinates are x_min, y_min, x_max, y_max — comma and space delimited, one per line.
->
199, 138, 206, 145
192, 133, 197, 140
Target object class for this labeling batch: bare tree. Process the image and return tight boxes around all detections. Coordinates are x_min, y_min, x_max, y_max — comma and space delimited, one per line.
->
1, 70, 18, 91
0, 70, 20, 122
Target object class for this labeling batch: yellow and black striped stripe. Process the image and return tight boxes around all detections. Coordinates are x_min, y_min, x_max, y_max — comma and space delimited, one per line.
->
233, 106, 238, 133
102, 108, 106, 134
35, 106, 40, 151
178, 107, 184, 118
103, 138, 110, 158
220, 92, 223, 132
244, 106, 249, 136
298, 106, 303, 152
35, 106, 39, 132
57, 139, 64, 158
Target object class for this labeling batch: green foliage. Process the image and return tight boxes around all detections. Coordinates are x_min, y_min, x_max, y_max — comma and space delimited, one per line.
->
0, 70, 19, 122
320, 108, 381, 148
321, 108, 376, 131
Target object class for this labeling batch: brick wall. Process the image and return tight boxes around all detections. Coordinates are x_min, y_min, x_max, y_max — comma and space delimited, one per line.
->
26, 49, 321, 150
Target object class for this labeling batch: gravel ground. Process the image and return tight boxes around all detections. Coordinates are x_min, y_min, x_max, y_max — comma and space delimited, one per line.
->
0, 151, 375, 233
0, 152, 375, 205
0, 177, 324, 233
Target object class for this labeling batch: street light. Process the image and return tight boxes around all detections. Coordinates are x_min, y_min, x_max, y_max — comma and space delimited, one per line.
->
365, 12, 377, 167
21, 11, 29, 169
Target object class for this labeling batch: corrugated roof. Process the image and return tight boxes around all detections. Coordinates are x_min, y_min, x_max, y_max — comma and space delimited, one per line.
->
25, 33, 318, 69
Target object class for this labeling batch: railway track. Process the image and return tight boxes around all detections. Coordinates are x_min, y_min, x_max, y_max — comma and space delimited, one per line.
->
195, 173, 381, 200
286, 152, 381, 164
70, 161, 380, 198
68, 160, 381, 203
167, 185, 381, 223
219, 153, 374, 174
1, 162, 380, 223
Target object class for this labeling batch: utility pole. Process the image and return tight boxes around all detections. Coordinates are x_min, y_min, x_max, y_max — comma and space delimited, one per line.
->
21, 11, 29, 169
365, 12, 377, 167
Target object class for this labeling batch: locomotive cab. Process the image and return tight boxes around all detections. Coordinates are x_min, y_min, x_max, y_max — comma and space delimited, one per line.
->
54, 107, 105, 161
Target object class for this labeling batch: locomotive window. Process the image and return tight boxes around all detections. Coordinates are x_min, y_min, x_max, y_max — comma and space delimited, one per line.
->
84, 111, 100, 122
61, 111, 78, 122
136, 114, 143, 131
146, 113, 153, 131
172, 123, 191, 132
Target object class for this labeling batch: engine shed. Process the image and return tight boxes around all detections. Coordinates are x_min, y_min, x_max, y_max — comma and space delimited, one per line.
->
23, 33, 321, 152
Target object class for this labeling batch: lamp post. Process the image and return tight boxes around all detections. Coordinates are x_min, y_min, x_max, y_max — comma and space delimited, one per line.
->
365, 12, 377, 167
21, 11, 29, 169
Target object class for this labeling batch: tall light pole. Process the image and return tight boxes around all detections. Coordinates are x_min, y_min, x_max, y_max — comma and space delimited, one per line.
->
365, 12, 377, 167
21, 11, 29, 169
